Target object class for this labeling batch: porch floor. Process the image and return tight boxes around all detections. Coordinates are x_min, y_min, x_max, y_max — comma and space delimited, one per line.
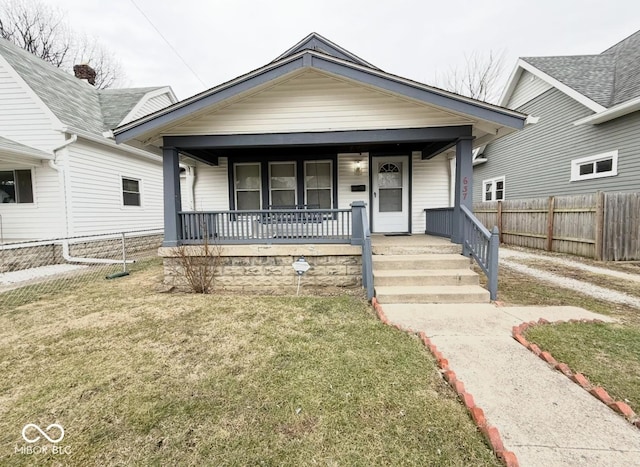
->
371, 234, 461, 255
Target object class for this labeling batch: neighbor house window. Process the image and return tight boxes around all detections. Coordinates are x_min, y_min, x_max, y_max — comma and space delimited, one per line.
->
122, 177, 141, 206
234, 163, 261, 210
0, 169, 33, 203
304, 160, 332, 209
571, 150, 618, 181
482, 176, 505, 202
269, 162, 297, 207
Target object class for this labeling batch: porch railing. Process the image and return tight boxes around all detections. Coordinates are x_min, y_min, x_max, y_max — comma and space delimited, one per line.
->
460, 205, 499, 300
350, 201, 374, 301
424, 207, 454, 237
424, 205, 499, 301
179, 208, 352, 244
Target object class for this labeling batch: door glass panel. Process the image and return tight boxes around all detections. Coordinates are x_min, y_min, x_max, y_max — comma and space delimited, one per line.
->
378, 162, 402, 212
379, 188, 402, 212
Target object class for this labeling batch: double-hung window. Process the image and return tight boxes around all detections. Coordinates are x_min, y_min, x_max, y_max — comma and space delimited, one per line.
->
0, 169, 33, 203
122, 177, 141, 206
234, 163, 262, 210
570, 151, 618, 181
269, 162, 296, 207
482, 176, 505, 202
304, 161, 332, 209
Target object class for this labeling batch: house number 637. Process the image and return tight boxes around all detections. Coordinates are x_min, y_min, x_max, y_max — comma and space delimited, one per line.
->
462, 176, 469, 200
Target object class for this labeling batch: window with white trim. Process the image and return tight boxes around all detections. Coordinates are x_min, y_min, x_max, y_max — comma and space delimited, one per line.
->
570, 150, 618, 181
122, 177, 141, 206
269, 162, 297, 207
482, 176, 505, 202
0, 169, 34, 203
304, 160, 332, 209
234, 163, 262, 210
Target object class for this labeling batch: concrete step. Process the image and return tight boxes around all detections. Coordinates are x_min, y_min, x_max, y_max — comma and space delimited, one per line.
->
372, 254, 470, 270
373, 269, 480, 286
372, 244, 462, 255
374, 285, 490, 304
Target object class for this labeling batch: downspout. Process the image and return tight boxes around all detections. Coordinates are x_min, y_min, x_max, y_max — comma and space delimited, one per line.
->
49, 134, 77, 238
50, 133, 133, 265
184, 165, 196, 211
447, 155, 456, 207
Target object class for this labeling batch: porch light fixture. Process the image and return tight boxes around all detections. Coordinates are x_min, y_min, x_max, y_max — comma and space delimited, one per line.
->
354, 160, 362, 175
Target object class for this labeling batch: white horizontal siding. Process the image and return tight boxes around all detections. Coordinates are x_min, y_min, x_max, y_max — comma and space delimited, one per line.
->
411, 152, 451, 234
65, 140, 163, 235
0, 56, 63, 152
191, 158, 230, 211
165, 70, 472, 135
337, 153, 369, 218
507, 70, 552, 110
0, 162, 64, 240
129, 93, 173, 122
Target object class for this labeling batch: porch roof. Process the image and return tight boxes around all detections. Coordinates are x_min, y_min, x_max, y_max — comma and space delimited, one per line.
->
114, 34, 527, 153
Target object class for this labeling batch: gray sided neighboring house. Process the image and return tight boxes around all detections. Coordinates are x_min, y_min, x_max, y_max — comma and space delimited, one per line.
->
475, 29, 640, 202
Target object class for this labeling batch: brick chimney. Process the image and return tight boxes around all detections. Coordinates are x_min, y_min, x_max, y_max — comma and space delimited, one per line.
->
73, 64, 96, 86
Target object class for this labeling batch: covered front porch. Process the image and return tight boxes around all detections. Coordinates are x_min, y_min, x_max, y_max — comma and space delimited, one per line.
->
113, 33, 526, 299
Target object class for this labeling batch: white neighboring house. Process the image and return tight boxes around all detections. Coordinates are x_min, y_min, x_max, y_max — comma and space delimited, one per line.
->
0, 37, 177, 241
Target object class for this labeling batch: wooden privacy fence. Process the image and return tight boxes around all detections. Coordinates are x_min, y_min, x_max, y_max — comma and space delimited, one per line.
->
473, 192, 640, 261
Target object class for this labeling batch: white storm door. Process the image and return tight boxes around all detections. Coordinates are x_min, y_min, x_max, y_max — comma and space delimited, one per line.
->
372, 156, 409, 233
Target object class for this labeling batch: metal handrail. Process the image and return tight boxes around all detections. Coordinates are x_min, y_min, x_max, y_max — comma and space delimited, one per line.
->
460, 205, 499, 300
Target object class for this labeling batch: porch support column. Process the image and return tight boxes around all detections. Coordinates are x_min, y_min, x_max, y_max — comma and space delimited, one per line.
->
451, 137, 473, 245
162, 145, 182, 247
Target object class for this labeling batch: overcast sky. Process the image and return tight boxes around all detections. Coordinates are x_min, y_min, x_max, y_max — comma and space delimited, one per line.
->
48, 0, 640, 101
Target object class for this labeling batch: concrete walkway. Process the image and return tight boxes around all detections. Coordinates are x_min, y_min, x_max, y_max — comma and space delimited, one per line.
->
383, 303, 640, 467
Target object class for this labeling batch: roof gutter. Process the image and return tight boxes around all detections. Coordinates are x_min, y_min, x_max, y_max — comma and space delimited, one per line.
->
61, 127, 162, 162
573, 96, 640, 125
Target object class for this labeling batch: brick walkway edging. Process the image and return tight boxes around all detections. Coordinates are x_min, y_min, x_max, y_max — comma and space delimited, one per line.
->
371, 298, 519, 467
512, 318, 640, 430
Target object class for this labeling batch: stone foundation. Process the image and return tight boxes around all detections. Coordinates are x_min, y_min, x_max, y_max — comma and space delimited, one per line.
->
0, 234, 163, 272
160, 244, 363, 294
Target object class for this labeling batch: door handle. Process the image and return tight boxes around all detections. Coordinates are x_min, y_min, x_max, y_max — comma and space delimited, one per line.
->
374, 192, 377, 198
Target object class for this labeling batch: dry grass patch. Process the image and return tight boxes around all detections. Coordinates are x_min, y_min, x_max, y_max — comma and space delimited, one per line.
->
0, 261, 498, 466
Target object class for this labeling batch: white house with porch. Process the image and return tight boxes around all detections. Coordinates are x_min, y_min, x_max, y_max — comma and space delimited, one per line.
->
115, 33, 526, 301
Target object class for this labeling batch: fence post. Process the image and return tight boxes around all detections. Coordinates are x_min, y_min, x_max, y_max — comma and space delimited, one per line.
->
594, 191, 605, 261
497, 201, 503, 244
489, 226, 499, 301
546, 196, 555, 252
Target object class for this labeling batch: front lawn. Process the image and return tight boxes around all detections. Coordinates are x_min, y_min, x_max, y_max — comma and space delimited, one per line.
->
0, 261, 498, 465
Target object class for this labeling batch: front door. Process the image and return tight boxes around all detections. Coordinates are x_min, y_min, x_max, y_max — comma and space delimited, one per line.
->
372, 155, 409, 233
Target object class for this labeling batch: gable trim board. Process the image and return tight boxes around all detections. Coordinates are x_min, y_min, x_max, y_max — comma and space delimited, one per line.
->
500, 59, 607, 113
273, 32, 379, 70
120, 87, 178, 127
114, 51, 526, 145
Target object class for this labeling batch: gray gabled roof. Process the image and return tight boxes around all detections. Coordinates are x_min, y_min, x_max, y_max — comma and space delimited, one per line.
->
99, 87, 162, 130
0, 37, 167, 135
273, 32, 380, 70
522, 29, 640, 108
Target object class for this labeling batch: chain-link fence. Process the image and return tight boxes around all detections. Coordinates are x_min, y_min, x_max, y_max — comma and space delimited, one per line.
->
0, 229, 163, 309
